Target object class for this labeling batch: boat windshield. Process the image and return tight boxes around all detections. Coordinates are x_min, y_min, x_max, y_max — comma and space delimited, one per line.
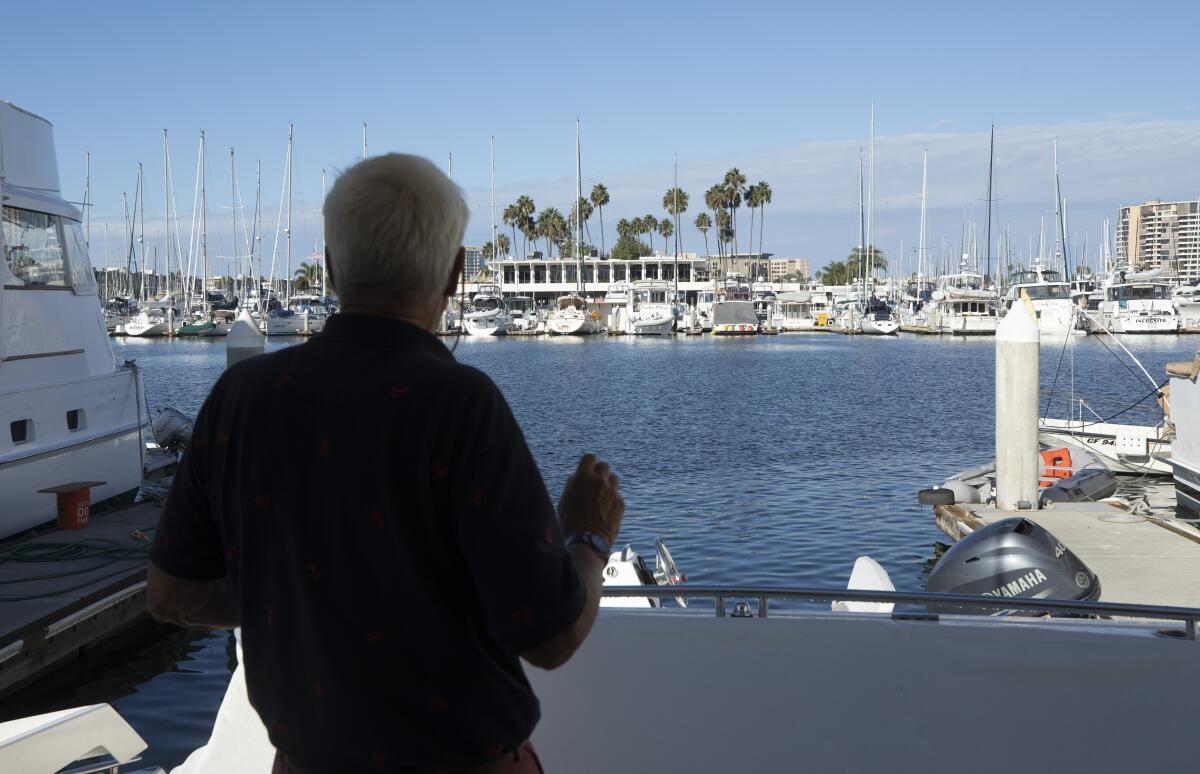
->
944, 274, 983, 291
473, 297, 501, 312
1109, 284, 1169, 300
1022, 284, 1069, 300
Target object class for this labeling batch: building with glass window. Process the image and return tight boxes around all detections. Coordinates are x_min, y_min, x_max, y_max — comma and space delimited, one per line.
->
1116, 200, 1200, 282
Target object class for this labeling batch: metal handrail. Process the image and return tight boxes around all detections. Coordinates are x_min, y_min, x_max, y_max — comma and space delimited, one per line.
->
601, 585, 1200, 638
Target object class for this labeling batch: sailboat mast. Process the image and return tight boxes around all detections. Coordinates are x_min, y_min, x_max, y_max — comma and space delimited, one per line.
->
490, 136, 497, 272
286, 123, 293, 307
137, 163, 145, 301
918, 149, 927, 287
1053, 141, 1070, 281
858, 148, 865, 299
321, 167, 327, 297
362, 122, 368, 159
200, 130, 208, 311
575, 118, 583, 295
866, 102, 875, 298
255, 160, 262, 304
84, 152, 91, 249
162, 131, 170, 298
230, 147, 237, 304
673, 152, 679, 307
985, 123, 994, 286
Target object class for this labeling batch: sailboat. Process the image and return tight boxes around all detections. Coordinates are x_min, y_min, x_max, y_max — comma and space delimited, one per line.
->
547, 119, 602, 336
180, 135, 233, 336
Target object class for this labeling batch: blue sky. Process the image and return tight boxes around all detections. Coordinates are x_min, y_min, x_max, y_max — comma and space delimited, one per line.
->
7, 1, 1200, 274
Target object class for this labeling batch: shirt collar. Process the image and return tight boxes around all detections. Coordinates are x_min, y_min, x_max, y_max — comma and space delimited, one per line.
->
318, 313, 455, 360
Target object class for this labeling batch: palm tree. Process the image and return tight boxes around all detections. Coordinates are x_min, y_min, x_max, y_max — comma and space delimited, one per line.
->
496, 233, 511, 258
575, 197, 594, 243
755, 180, 772, 265
723, 168, 746, 260
590, 183, 610, 256
663, 186, 688, 253
502, 203, 521, 258
694, 212, 712, 257
817, 260, 850, 285
537, 208, 566, 258
514, 195, 537, 258
658, 218, 674, 255
293, 261, 321, 292
704, 185, 725, 261
642, 214, 657, 253
745, 182, 761, 276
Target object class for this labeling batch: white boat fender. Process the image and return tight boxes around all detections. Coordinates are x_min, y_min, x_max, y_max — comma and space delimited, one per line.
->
832, 556, 895, 613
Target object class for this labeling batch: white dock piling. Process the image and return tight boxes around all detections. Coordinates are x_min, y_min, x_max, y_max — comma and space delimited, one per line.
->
226, 309, 265, 368
995, 295, 1040, 510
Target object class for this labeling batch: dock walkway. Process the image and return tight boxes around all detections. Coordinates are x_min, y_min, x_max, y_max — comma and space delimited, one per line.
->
0, 501, 162, 698
935, 501, 1200, 608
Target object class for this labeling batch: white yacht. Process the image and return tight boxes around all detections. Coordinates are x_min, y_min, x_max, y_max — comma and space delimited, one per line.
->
505, 295, 540, 333
777, 290, 817, 331
1171, 283, 1200, 333
462, 284, 511, 336
0, 101, 147, 539
628, 280, 675, 335
1097, 269, 1177, 334
122, 299, 177, 337
263, 294, 331, 336
1002, 263, 1082, 338
751, 283, 782, 332
923, 264, 1000, 335
694, 285, 715, 331
859, 296, 900, 335
711, 278, 758, 335
546, 292, 601, 335
898, 279, 935, 332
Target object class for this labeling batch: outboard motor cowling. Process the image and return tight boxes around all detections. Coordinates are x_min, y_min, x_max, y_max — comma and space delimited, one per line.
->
927, 517, 1099, 614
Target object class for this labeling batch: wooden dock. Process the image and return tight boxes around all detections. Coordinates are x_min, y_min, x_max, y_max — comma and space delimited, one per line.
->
935, 501, 1200, 608
0, 501, 162, 698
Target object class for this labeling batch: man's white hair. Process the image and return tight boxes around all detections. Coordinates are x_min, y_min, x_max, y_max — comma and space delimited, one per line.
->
324, 153, 469, 304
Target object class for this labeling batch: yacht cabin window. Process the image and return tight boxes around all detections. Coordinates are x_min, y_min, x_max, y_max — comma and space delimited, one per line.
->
1023, 285, 1067, 300
63, 220, 97, 291
2, 207, 73, 288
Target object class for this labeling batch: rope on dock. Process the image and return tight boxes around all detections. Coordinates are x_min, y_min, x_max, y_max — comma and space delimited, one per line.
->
0, 530, 156, 602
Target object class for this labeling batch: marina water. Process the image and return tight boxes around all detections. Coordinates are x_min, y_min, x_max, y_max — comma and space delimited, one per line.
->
3, 332, 1195, 770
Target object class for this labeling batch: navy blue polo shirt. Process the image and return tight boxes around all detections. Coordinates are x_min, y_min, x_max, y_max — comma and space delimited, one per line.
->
151, 313, 585, 772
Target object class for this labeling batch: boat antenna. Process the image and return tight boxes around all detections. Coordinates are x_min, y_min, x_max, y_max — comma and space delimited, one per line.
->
362, 122, 368, 159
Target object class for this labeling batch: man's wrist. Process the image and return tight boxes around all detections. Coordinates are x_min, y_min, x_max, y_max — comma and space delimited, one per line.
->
564, 531, 612, 561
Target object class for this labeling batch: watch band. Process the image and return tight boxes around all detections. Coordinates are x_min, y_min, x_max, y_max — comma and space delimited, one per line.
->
564, 531, 612, 560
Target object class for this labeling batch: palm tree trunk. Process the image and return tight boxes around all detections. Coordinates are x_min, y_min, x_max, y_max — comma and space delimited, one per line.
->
759, 205, 766, 269
747, 205, 755, 279
598, 206, 606, 257
702, 231, 709, 258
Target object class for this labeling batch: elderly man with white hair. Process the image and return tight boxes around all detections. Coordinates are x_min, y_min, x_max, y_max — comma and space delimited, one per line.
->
147, 154, 625, 774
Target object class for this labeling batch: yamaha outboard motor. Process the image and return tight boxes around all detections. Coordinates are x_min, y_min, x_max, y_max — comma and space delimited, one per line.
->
927, 517, 1099, 614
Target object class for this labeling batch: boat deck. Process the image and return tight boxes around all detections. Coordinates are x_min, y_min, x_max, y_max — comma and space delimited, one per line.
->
0, 501, 161, 698
935, 501, 1200, 608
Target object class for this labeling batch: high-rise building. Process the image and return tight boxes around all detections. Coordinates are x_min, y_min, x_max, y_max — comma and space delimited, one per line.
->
463, 245, 484, 279
1116, 200, 1200, 281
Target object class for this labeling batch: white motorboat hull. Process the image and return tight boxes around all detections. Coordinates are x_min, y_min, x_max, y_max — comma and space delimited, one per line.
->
781, 318, 816, 332
547, 314, 601, 335
0, 368, 145, 538
463, 313, 508, 336
1173, 299, 1200, 333
122, 318, 172, 337
1103, 311, 1178, 334
631, 315, 675, 335
940, 314, 997, 336
860, 317, 899, 335
1038, 418, 1173, 476
152, 607, 1200, 774
265, 314, 325, 336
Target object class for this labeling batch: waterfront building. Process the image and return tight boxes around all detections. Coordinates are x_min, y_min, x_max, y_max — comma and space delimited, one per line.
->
1115, 200, 1200, 282
463, 245, 484, 278
468, 255, 713, 305
767, 258, 812, 281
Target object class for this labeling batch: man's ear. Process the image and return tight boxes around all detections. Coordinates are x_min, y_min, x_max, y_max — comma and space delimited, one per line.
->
325, 247, 337, 292
444, 247, 465, 297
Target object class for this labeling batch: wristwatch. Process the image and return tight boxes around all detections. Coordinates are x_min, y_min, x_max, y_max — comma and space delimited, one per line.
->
564, 531, 612, 560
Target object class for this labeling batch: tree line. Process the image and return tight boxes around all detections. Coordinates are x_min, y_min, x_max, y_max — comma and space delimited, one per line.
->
479, 170, 773, 271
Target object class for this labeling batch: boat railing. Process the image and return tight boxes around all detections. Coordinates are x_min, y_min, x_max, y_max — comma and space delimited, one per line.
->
601, 585, 1200, 637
